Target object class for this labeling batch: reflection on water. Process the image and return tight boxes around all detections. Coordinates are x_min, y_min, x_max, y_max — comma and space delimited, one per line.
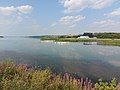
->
0, 37, 120, 81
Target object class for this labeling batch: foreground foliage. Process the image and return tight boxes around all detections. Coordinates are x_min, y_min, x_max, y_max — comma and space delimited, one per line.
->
0, 61, 120, 90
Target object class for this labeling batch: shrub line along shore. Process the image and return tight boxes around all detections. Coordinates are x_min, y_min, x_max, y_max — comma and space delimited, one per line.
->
0, 61, 120, 90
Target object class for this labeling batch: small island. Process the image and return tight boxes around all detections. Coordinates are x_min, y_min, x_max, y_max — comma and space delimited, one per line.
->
0, 36, 4, 38
41, 32, 120, 46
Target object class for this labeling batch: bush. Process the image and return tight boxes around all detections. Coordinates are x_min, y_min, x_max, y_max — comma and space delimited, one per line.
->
95, 78, 118, 90
0, 61, 119, 90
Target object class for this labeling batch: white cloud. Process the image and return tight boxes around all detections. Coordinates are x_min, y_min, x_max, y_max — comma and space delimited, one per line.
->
0, 5, 33, 15
59, 15, 85, 27
17, 5, 33, 14
105, 7, 120, 17
0, 6, 16, 15
92, 19, 118, 27
90, 19, 120, 32
91, 0, 116, 9
59, 0, 118, 13
51, 22, 57, 27
0, 15, 24, 26
0, 5, 33, 29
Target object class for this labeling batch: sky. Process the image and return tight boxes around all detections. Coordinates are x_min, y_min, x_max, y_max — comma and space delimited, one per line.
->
0, 0, 120, 36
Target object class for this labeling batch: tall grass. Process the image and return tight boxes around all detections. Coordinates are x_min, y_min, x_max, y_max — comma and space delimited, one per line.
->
0, 61, 120, 90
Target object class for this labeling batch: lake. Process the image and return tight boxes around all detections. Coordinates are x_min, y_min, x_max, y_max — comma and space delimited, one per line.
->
0, 37, 120, 81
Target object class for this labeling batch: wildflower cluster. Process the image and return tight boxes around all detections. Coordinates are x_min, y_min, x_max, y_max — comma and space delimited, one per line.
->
0, 61, 119, 90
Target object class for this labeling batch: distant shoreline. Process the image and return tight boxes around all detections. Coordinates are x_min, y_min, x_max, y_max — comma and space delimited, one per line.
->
41, 37, 120, 46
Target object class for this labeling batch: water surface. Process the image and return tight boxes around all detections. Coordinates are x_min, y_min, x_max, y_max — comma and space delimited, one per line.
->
0, 37, 120, 81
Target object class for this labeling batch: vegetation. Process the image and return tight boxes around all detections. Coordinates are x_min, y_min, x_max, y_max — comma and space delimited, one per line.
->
95, 78, 119, 90
0, 36, 3, 38
82, 32, 120, 39
95, 33, 120, 39
0, 61, 120, 90
41, 36, 120, 46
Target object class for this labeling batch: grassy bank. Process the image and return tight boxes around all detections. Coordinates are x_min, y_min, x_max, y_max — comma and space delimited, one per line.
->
0, 61, 120, 90
41, 37, 120, 46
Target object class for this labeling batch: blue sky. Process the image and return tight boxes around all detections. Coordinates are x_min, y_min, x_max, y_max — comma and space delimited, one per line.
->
0, 0, 120, 36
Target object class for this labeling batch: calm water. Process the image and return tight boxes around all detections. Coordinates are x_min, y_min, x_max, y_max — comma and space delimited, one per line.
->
0, 37, 120, 81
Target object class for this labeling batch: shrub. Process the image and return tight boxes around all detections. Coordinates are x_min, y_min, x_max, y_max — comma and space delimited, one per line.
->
0, 61, 119, 90
95, 78, 118, 90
